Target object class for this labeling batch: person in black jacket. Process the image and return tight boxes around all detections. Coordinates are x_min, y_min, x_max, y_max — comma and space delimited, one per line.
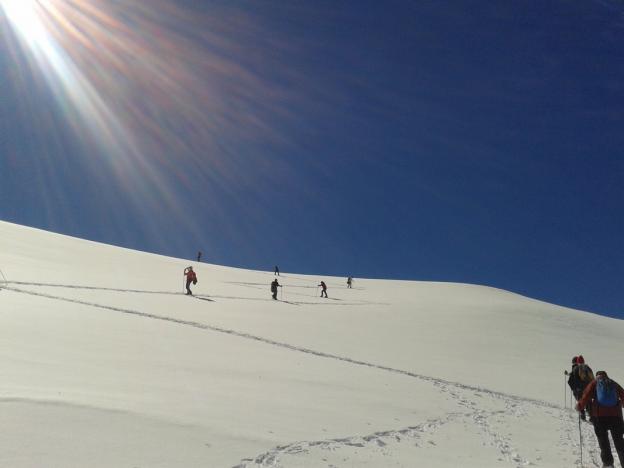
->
319, 281, 328, 298
271, 279, 281, 300
568, 355, 594, 420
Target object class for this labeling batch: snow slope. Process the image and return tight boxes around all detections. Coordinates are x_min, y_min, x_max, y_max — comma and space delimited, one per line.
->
0, 220, 622, 467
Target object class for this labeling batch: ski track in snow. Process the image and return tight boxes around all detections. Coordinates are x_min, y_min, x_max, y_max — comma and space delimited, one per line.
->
4, 281, 384, 306
235, 387, 601, 468
3, 282, 600, 468
234, 412, 465, 468
4, 280, 180, 295
1, 284, 556, 407
441, 382, 531, 467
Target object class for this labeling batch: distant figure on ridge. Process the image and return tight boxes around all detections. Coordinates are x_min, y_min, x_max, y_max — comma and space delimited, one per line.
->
274, 265, 280, 276
347, 276, 353, 288
271, 278, 281, 300
319, 281, 328, 298
576, 370, 624, 467
184, 266, 197, 295
197, 251, 202, 262
568, 355, 594, 420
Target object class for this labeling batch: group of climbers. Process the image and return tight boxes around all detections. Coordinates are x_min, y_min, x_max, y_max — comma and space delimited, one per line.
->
270, 277, 348, 300
270, 266, 353, 300
183, 263, 353, 301
568, 355, 624, 468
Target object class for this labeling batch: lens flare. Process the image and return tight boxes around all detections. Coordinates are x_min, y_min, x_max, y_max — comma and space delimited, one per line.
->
2, 1, 46, 45
1, 0, 313, 247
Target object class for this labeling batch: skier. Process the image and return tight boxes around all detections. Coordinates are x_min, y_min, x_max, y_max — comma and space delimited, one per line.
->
270, 278, 281, 300
197, 251, 202, 262
347, 276, 353, 288
184, 266, 197, 295
569, 355, 595, 420
576, 370, 624, 468
274, 265, 280, 276
319, 281, 328, 298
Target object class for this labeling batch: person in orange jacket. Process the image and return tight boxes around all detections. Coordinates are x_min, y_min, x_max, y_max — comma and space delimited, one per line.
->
577, 370, 624, 468
184, 266, 197, 295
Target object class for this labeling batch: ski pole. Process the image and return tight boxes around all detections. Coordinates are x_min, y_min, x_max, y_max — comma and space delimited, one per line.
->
280, 286, 283, 301
564, 371, 567, 409
578, 412, 583, 467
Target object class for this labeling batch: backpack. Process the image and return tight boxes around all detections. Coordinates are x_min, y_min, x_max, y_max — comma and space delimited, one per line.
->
577, 364, 594, 383
596, 378, 619, 407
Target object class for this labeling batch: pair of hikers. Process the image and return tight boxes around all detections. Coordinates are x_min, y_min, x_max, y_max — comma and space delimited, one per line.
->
269, 279, 327, 300
570, 356, 624, 468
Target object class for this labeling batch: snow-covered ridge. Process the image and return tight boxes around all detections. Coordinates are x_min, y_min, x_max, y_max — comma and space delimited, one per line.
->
0, 220, 621, 467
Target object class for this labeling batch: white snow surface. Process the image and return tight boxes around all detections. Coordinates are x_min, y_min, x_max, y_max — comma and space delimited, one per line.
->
0, 220, 622, 468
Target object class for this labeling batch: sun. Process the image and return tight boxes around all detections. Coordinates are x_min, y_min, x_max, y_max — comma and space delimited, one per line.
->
1, 0, 49, 47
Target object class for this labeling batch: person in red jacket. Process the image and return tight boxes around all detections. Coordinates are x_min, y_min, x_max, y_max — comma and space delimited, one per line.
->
184, 266, 197, 295
577, 370, 624, 468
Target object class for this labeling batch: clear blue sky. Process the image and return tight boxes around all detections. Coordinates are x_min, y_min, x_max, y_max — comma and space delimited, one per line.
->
1, 0, 622, 317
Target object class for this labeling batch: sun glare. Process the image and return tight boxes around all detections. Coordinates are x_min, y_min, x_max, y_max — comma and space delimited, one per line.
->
1, 0, 300, 237
1, 0, 49, 48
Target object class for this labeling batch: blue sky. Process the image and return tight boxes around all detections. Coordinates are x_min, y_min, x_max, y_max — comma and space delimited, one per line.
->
1, 0, 622, 317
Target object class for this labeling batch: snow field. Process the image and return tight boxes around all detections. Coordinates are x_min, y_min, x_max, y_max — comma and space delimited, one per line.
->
1, 220, 622, 467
